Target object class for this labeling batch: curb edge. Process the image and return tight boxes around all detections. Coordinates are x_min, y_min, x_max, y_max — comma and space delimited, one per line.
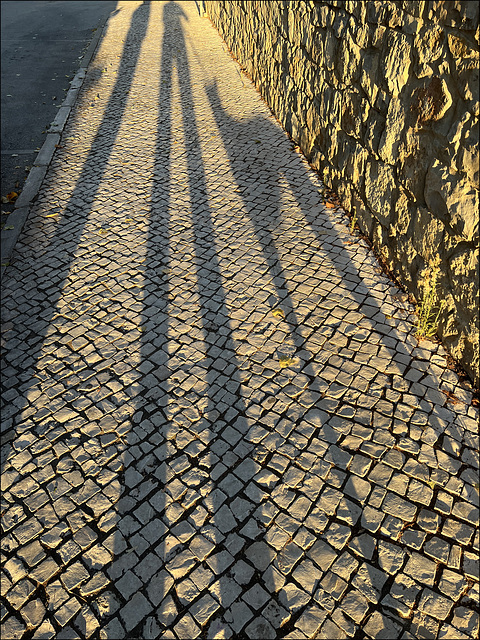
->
0, 10, 113, 280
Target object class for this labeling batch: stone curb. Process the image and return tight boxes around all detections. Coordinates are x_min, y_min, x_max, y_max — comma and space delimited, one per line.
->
0, 12, 112, 280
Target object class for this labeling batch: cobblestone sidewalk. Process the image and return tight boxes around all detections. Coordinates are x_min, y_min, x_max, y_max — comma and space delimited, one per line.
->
1, 2, 479, 639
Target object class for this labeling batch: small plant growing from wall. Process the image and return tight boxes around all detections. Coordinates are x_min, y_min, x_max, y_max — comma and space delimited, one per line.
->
416, 257, 445, 340
350, 206, 358, 234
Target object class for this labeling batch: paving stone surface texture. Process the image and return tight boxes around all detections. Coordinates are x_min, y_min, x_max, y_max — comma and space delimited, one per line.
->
1, 2, 479, 639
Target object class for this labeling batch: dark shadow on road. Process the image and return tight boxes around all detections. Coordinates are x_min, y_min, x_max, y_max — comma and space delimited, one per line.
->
1, 2, 151, 473
122, 1, 263, 636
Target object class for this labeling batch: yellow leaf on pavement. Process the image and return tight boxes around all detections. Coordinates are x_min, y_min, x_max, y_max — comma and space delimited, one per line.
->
1, 192, 19, 203
278, 355, 297, 368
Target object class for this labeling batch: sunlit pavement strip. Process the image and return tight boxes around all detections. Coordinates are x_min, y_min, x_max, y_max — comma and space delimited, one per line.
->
1, 2, 479, 639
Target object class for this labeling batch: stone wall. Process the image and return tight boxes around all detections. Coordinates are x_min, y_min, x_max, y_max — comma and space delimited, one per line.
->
204, 0, 479, 387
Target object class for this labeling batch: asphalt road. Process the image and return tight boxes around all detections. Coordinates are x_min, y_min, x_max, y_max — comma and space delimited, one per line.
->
1, 0, 117, 213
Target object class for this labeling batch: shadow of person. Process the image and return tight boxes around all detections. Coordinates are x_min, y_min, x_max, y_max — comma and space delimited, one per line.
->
205, 77, 406, 402
1, 1, 151, 472
123, 1, 267, 636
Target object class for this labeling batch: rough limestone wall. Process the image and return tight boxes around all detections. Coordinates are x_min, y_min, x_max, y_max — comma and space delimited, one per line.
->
205, 0, 479, 387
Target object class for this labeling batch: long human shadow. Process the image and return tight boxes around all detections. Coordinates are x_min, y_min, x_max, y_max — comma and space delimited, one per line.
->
204, 81, 422, 609
206, 79, 405, 413
127, 1, 264, 635
0, 2, 150, 477
123, 5, 414, 636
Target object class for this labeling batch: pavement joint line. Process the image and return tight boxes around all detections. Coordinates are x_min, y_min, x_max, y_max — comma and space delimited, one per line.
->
0, 10, 114, 280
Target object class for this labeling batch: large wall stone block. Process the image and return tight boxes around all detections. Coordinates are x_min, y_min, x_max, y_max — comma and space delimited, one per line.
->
205, 0, 479, 387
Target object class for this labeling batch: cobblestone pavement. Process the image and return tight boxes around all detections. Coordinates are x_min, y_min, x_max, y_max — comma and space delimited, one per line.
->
1, 2, 479, 639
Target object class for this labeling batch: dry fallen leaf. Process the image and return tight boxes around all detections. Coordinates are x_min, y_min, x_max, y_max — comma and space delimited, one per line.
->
1, 192, 19, 204
442, 390, 460, 405
325, 202, 335, 209
272, 308, 285, 319
4, 225, 15, 230
278, 355, 297, 368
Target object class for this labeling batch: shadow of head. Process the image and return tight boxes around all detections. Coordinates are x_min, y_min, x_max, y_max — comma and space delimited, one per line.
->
163, 0, 189, 22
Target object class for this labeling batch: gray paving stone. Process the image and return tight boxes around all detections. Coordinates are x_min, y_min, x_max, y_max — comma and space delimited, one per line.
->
364, 611, 402, 639
245, 541, 272, 572
450, 607, 479, 637
56, 626, 81, 640
343, 475, 371, 503
206, 549, 235, 575
322, 522, 351, 549
99, 618, 125, 640
382, 492, 417, 521
54, 599, 82, 627
320, 571, 348, 600
262, 600, 291, 629
1, 617, 26, 640
380, 514, 405, 539
146, 570, 174, 608
438, 623, 470, 640
116, 570, 143, 600
332, 608, 358, 636
439, 569, 469, 600
119, 592, 153, 633
340, 589, 370, 623
263, 565, 286, 593
30, 558, 60, 586
417, 509, 441, 533
424, 536, 451, 564
244, 616, 276, 640
361, 505, 384, 533
378, 540, 406, 574
166, 550, 197, 580
403, 553, 437, 587
73, 606, 100, 639
143, 616, 162, 640
276, 541, 304, 574
209, 577, 242, 609
352, 563, 388, 604
20, 599, 45, 629
156, 595, 177, 628
176, 578, 200, 606
350, 533, 376, 561
317, 618, 345, 639
447, 545, 463, 571
278, 583, 310, 613
452, 501, 479, 526
295, 607, 327, 637
31, 621, 56, 639
190, 593, 220, 626
292, 558, 323, 594
4, 558, 27, 585
307, 538, 337, 571
400, 528, 427, 550
410, 612, 441, 639
463, 551, 479, 581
